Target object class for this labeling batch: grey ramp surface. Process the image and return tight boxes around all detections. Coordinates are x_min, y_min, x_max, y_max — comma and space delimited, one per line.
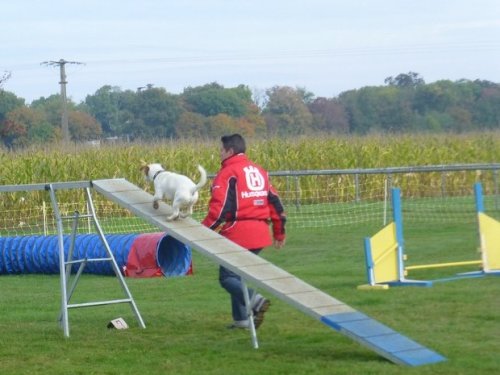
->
92, 178, 446, 367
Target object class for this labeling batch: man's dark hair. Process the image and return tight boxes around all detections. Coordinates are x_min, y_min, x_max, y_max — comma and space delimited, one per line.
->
221, 133, 246, 154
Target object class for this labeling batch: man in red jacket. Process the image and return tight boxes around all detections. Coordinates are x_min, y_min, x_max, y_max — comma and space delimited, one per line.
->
202, 134, 286, 329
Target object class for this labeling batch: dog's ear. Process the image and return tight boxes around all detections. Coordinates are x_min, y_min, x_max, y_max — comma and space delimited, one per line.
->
139, 161, 149, 174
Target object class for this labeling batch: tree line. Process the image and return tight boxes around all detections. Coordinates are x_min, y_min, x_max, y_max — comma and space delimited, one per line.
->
1, 72, 499, 147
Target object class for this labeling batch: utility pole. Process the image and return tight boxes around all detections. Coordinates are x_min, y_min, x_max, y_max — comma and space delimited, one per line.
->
41, 59, 84, 143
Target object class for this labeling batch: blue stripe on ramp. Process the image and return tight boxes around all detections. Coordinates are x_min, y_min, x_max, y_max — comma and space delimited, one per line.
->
389, 347, 446, 367
321, 312, 446, 366
364, 332, 421, 352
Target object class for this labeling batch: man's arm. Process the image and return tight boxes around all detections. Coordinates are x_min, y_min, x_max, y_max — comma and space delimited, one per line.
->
268, 186, 286, 244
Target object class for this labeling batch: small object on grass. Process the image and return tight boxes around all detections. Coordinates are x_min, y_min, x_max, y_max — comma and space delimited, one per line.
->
107, 318, 129, 330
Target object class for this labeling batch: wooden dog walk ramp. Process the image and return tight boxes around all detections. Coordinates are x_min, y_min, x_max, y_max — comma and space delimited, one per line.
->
92, 178, 446, 367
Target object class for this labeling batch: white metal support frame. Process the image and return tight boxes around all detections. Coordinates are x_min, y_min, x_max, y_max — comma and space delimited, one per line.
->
46, 182, 146, 337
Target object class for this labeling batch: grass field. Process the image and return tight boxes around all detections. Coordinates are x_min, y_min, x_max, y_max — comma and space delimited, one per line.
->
0, 221, 499, 375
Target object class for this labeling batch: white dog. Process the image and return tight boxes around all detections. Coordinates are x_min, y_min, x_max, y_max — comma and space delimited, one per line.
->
140, 162, 207, 221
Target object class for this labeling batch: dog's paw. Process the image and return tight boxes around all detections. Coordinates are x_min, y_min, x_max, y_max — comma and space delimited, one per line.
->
153, 201, 159, 209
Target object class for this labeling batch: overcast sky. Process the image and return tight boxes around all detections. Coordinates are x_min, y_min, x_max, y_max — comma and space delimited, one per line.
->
2, 0, 500, 103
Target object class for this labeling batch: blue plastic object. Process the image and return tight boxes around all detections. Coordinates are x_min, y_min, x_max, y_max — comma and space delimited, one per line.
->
156, 234, 192, 277
0, 233, 191, 277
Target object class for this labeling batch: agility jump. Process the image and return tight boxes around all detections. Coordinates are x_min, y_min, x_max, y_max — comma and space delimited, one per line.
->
359, 182, 500, 289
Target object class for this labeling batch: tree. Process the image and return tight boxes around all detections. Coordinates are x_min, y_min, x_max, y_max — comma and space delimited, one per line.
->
5, 106, 55, 144
86, 86, 182, 140
112, 90, 138, 137
31, 94, 103, 140
206, 113, 239, 135
472, 81, 500, 129
295, 87, 315, 104
131, 87, 181, 139
31, 94, 77, 128
339, 85, 416, 133
375, 86, 415, 132
174, 111, 208, 138
84, 85, 122, 134
385, 72, 425, 87
68, 111, 102, 141
0, 119, 28, 148
308, 97, 349, 133
0, 91, 27, 147
0, 91, 25, 122
241, 103, 267, 137
413, 80, 458, 114
447, 106, 473, 132
0, 71, 11, 89
182, 82, 252, 117
29, 122, 59, 144
338, 88, 378, 134
262, 86, 313, 136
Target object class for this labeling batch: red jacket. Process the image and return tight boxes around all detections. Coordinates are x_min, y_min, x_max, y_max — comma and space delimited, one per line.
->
202, 153, 286, 250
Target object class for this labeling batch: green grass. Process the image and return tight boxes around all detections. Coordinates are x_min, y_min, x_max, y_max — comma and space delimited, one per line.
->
0, 222, 499, 374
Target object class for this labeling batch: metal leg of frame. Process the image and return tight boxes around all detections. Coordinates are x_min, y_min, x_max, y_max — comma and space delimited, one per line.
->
241, 280, 259, 349
58, 211, 80, 325
48, 185, 71, 337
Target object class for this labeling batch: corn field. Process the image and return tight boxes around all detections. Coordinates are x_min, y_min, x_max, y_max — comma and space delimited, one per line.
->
1, 132, 499, 216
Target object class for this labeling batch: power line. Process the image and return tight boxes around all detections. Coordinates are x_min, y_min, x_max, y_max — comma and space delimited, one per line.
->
41, 59, 85, 142
80, 40, 500, 66
5, 39, 497, 72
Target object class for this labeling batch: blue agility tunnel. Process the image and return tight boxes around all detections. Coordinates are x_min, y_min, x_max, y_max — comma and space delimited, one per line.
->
0, 233, 192, 277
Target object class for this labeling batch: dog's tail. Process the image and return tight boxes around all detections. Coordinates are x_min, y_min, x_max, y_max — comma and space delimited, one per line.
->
192, 165, 208, 194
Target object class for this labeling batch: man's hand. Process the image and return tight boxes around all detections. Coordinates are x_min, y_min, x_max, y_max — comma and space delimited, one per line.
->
273, 239, 285, 249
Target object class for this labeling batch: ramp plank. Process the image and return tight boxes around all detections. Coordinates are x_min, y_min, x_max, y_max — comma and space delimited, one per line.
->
239, 263, 295, 281
191, 238, 245, 255
110, 190, 153, 204
285, 290, 345, 309
216, 251, 269, 268
92, 178, 446, 367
